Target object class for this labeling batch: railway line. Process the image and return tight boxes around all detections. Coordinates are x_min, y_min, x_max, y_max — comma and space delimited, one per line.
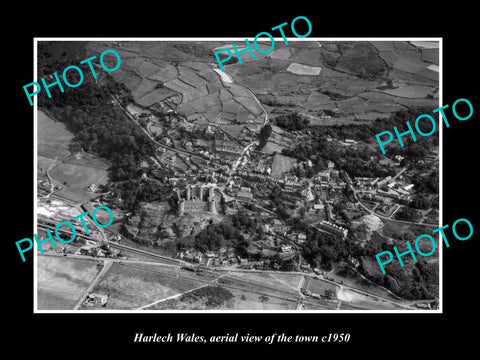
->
36, 222, 181, 265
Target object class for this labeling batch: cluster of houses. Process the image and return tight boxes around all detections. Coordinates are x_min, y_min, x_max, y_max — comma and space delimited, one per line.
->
354, 176, 414, 201
75, 241, 121, 258
224, 185, 254, 201
82, 293, 108, 307
176, 248, 249, 267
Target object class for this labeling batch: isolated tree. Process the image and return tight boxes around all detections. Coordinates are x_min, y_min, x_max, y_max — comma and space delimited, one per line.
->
324, 289, 335, 300
259, 295, 269, 303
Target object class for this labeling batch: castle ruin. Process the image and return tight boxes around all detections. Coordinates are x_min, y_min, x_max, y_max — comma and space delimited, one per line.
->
176, 184, 218, 216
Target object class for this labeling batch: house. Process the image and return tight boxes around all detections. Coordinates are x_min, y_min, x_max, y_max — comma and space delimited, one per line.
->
317, 171, 330, 182
403, 184, 414, 191
237, 189, 253, 200
387, 181, 396, 188
301, 187, 315, 202
84, 293, 108, 307
76, 244, 98, 256
281, 244, 293, 253
318, 221, 348, 239
300, 264, 311, 271
297, 233, 307, 243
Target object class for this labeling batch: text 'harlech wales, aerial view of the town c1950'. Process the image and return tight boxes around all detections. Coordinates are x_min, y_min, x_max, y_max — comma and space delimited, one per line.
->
36, 40, 440, 311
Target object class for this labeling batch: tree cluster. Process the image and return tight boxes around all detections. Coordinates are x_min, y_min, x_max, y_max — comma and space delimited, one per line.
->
394, 206, 421, 221
302, 226, 348, 269
274, 113, 310, 131
194, 222, 241, 252
113, 179, 172, 212
181, 285, 234, 308
37, 42, 153, 182
355, 236, 439, 300
383, 260, 438, 300
257, 124, 272, 150
335, 42, 388, 78
410, 195, 432, 210
282, 133, 393, 179
411, 171, 439, 194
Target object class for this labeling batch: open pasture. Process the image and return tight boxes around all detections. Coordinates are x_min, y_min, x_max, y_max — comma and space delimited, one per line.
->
50, 162, 108, 188
37, 256, 100, 310
38, 110, 73, 160
91, 262, 208, 310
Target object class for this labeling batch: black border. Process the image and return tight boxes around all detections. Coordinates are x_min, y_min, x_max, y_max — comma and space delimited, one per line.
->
6, 6, 478, 354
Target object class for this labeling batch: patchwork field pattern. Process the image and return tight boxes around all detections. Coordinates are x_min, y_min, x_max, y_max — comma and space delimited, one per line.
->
227, 40, 439, 122
85, 42, 268, 140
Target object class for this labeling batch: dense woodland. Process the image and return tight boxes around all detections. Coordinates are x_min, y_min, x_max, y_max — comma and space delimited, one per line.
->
302, 226, 348, 269
38, 43, 155, 189
183, 211, 264, 254
112, 179, 173, 212
348, 230, 439, 300
280, 107, 439, 178
274, 113, 310, 131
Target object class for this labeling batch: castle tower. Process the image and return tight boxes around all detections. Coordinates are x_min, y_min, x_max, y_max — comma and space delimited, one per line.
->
209, 199, 217, 214
209, 186, 214, 200
179, 199, 185, 216
174, 188, 181, 201
186, 186, 191, 201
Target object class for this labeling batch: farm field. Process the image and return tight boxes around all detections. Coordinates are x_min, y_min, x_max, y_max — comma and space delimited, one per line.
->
85, 41, 266, 140
149, 270, 301, 310
286, 62, 322, 76
229, 40, 438, 121
37, 110, 73, 160
149, 282, 298, 310
50, 162, 108, 188
48, 153, 109, 203
37, 255, 100, 310
83, 40, 439, 144
38, 110, 110, 203
89, 262, 207, 310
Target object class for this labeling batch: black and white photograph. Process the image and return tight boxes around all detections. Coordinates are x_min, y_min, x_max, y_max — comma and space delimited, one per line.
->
34, 39, 441, 312
6, 6, 478, 354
